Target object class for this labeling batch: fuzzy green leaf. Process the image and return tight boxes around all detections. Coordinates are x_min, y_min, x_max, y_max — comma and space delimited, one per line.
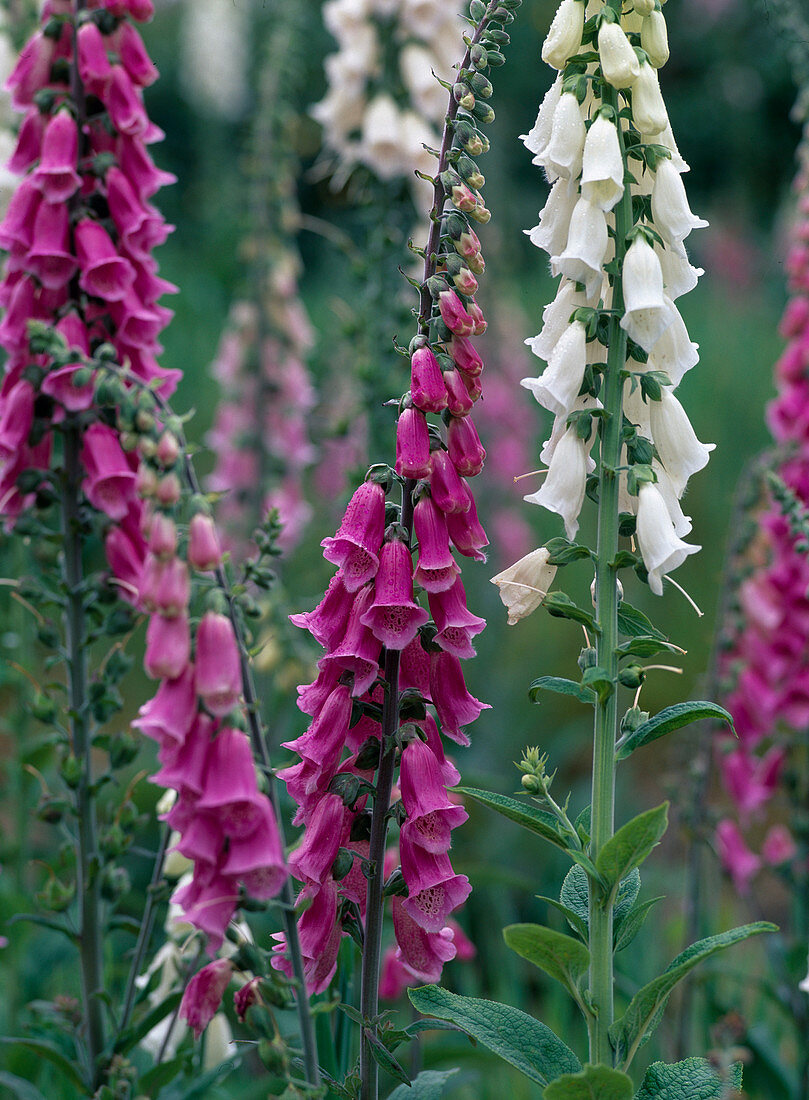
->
364, 1028, 410, 1085
543, 591, 598, 631
615, 636, 680, 659
616, 602, 666, 641
545, 537, 595, 566
616, 702, 735, 761
456, 787, 574, 853
543, 1063, 634, 1099
407, 987, 581, 1086
634, 1058, 743, 1099
537, 896, 589, 942
388, 1070, 459, 1100
614, 896, 664, 952
560, 864, 590, 928
504, 924, 590, 999
529, 676, 596, 706
610, 922, 777, 1067
595, 804, 669, 894
581, 666, 614, 703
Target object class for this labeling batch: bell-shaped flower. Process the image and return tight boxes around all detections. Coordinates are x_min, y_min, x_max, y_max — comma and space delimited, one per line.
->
550, 197, 609, 300
321, 478, 385, 592
400, 737, 468, 854
187, 512, 222, 571
154, 715, 214, 802
446, 414, 485, 477
715, 819, 760, 895
438, 289, 475, 337
641, 10, 669, 68
428, 449, 472, 514
443, 369, 474, 418
145, 612, 191, 681
649, 389, 714, 495
171, 866, 239, 954
522, 73, 562, 157
0, 380, 34, 460
360, 536, 429, 650
395, 405, 431, 479
427, 577, 486, 659
133, 664, 197, 748
32, 110, 81, 203
410, 345, 448, 413
271, 879, 342, 995
647, 297, 699, 386
290, 573, 353, 652
26, 200, 77, 290
445, 491, 489, 561
635, 481, 700, 595
526, 177, 578, 259
521, 319, 587, 417
220, 799, 288, 900
491, 547, 558, 626
288, 793, 347, 886
655, 241, 702, 301
632, 62, 668, 137
399, 838, 471, 932
597, 21, 640, 89
619, 235, 676, 352
580, 113, 624, 211
413, 495, 461, 592
429, 649, 490, 745
448, 334, 483, 377
180, 959, 233, 1039
389, 897, 457, 986
651, 157, 708, 245
318, 584, 382, 696
542, 93, 586, 180
196, 727, 267, 839
195, 612, 241, 717
541, 0, 585, 70
75, 218, 136, 303
526, 279, 589, 363
282, 682, 353, 777
525, 424, 590, 539
652, 462, 692, 536
81, 422, 137, 520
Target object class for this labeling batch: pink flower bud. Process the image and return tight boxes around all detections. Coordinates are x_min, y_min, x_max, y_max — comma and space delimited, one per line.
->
188, 513, 222, 571
451, 183, 478, 212
234, 977, 261, 1022
195, 611, 242, 717
115, 21, 159, 86
467, 251, 485, 275
443, 370, 474, 418
448, 335, 484, 378
180, 959, 233, 1039
156, 431, 180, 467
428, 450, 472, 514
107, 65, 149, 136
136, 463, 158, 498
145, 612, 191, 679
148, 511, 177, 558
438, 290, 475, 337
410, 346, 448, 413
454, 228, 481, 259
413, 495, 460, 592
81, 423, 137, 521
153, 556, 190, 617
155, 472, 181, 506
447, 415, 485, 477
453, 267, 478, 296
467, 300, 487, 335
395, 406, 431, 479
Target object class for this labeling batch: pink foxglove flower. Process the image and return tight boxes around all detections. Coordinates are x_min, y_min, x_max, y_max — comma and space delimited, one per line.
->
180, 959, 233, 1039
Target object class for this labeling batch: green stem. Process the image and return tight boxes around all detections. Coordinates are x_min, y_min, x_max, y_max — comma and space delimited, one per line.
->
588, 73, 632, 1067
62, 420, 106, 1087
119, 824, 170, 1034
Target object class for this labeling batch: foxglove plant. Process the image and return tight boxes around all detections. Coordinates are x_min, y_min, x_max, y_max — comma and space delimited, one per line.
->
407, 0, 774, 1094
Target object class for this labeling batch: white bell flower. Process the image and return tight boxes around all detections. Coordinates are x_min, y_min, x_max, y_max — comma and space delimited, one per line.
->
655, 240, 702, 300
632, 62, 668, 136
542, 92, 586, 180
621, 10, 644, 33
491, 548, 559, 625
651, 157, 709, 244
526, 278, 589, 361
323, 0, 374, 40
649, 119, 689, 173
598, 21, 640, 89
540, 395, 600, 469
647, 297, 699, 386
649, 389, 714, 495
641, 11, 669, 68
400, 44, 447, 120
542, 0, 585, 70
652, 462, 692, 536
581, 113, 624, 211
623, 377, 652, 436
521, 320, 588, 417
635, 481, 700, 595
526, 177, 579, 258
620, 235, 676, 351
522, 74, 563, 158
359, 94, 404, 179
525, 424, 591, 539
551, 196, 609, 300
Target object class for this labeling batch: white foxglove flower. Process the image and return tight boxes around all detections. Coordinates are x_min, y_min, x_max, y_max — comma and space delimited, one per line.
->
655, 240, 703, 300
653, 462, 692, 536
551, 196, 609, 299
581, 113, 624, 211
635, 481, 700, 595
359, 94, 404, 179
324, 0, 374, 39
633, 0, 656, 15
649, 389, 714, 495
180, 0, 249, 119
400, 0, 463, 38
620, 235, 676, 351
622, 378, 652, 436
598, 21, 640, 89
491, 548, 558, 625
526, 178, 579, 258
543, 93, 586, 180
526, 278, 589, 361
651, 157, 709, 243
647, 298, 699, 386
632, 62, 668, 136
522, 74, 563, 158
650, 119, 689, 173
521, 320, 588, 416
540, 395, 600, 468
542, 0, 585, 71
641, 11, 670, 68
621, 11, 644, 34
400, 44, 448, 120
525, 424, 591, 539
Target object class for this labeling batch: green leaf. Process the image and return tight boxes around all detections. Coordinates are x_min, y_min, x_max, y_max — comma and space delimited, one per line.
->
616, 702, 735, 760
614, 896, 664, 952
364, 1028, 410, 1085
543, 1063, 634, 1099
7, 912, 78, 943
407, 986, 581, 1086
610, 922, 777, 1067
615, 636, 681, 659
613, 868, 641, 927
0, 1039, 85, 1091
139, 1056, 187, 1095
503, 924, 590, 1000
113, 991, 182, 1055
543, 591, 598, 631
560, 864, 590, 928
545, 537, 595, 566
616, 602, 666, 641
387, 1069, 459, 1100
635, 1058, 743, 1099
0, 1072, 49, 1100
529, 676, 596, 706
536, 896, 589, 942
581, 666, 614, 703
172, 1061, 237, 1099
455, 787, 574, 853
595, 804, 669, 895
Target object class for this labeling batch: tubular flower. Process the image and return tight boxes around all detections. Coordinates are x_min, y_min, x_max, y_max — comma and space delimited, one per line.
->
520, 0, 709, 597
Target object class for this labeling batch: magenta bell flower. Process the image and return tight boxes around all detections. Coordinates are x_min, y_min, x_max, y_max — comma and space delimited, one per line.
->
438, 289, 475, 337
418, 715, 461, 787
395, 406, 431, 479
399, 838, 471, 932
41, 314, 94, 412
115, 20, 159, 87
318, 585, 382, 696
429, 449, 472, 514
429, 649, 490, 745
75, 218, 136, 302
220, 800, 288, 899
447, 414, 486, 477
448, 335, 484, 377
144, 612, 191, 680
399, 737, 468, 853
289, 573, 354, 651
716, 819, 761, 895
147, 511, 177, 558
288, 792, 347, 885
399, 635, 432, 699
282, 682, 353, 773
412, 495, 460, 593
428, 577, 487, 659
150, 714, 214, 798
26, 201, 77, 290
0, 380, 34, 460
272, 879, 343, 995
180, 958, 233, 1039
81, 422, 137, 521
7, 31, 58, 111
32, 110, 81, 203
152, 556, 191, 618
7, 111, 46, 176
360, 537, 429, 650
446, 490, 489, 561
187, 512, 223, 572
391, 896, 457, 982
410, 345, 448, 413
132, 663, 196, 747
175, 812, 224, 866
196, 727, 267, 839
77, 21, 113, 86
107, 65, 148, 136
0, 180, 42, 254
321, 479, 385, 592
195, 611, 241, 717
171, 866, 240, 954
443, 369, 474, 418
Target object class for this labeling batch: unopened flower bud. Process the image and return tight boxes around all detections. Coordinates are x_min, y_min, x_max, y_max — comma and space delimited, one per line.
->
453, 266, 479, 296
469, 72, 493, 99
632, 62, 668, 136
188, 512, 223, 571
598, 21, 640, 89
541, 0, 585, 70
472, 101, 495, 125
156, 430, 180, 468
467, 250, 485, 275
470, 204, 491, 224
451, 182, 480, 212
156, 472, 181, 506
148, 511, 177, 558
453, 83, 475, 110
136, 463, 157, 498
455, 226, 481, 258
470, 43, 488, 70
641, 11, 669, 67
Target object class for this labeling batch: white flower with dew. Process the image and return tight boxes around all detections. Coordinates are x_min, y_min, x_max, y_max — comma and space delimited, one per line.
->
550, 196, 609, 300
632, 62, 669, 137
526, 424, 592, 539
647, 298, 700, 386
491, 548, 558, 625
635, 481, 700, 595
649, 389, 714, 495
581, 113, 624, 211
522, 74, 563, 158
526, 177, 579, 259
620, 235, 676, 352
641, 11, 670, 68
598, 21, 640, 89
542, 92, 586, 180
651, 157, 709, 244
526, 278, 590, 362
541, 0, 585, 70
652, 462, 692, 536
521, 319, 588, 417
655, 240, 703, 300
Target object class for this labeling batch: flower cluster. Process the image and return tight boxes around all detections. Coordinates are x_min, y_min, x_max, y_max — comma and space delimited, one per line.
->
522, 0, 711, 596
0, 7, 20, 216
312, 0, 464, 203
714, 122, 809, 893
